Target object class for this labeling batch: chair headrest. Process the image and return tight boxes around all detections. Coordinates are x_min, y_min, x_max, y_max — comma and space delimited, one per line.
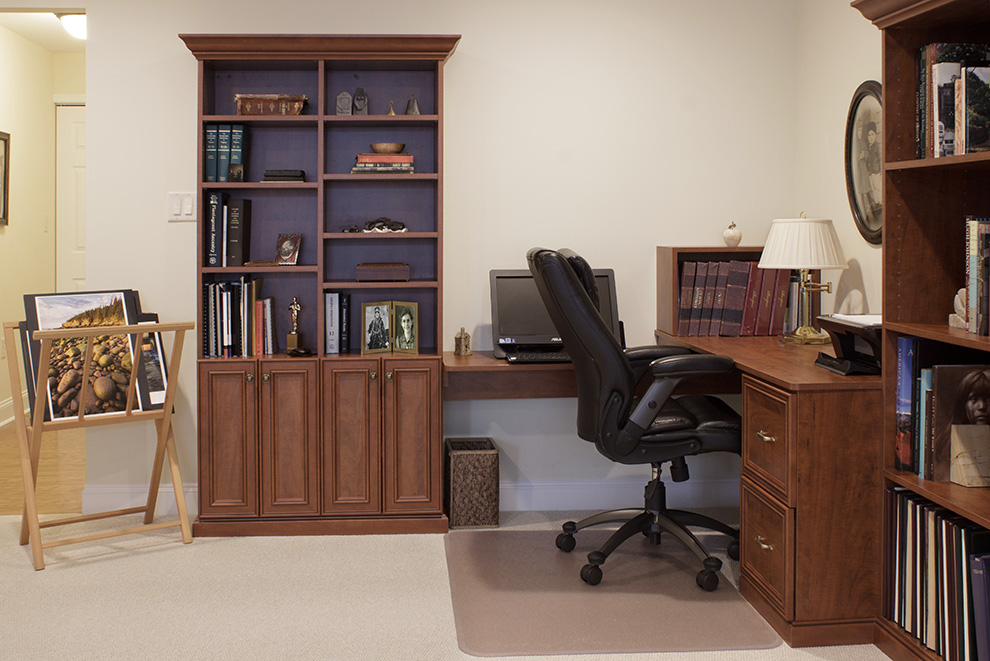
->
556, 248, 601, 311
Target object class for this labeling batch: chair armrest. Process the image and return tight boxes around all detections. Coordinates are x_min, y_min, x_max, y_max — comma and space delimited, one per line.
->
625, 344, 693, 383
614, 353, 735, 456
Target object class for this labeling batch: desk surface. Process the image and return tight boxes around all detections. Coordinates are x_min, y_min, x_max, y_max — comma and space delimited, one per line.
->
656, 332, 880, 392
442, 351, 577, 400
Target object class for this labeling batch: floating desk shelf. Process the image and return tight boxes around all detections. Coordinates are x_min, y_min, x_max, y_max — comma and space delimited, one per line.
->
2, 320, 195, 570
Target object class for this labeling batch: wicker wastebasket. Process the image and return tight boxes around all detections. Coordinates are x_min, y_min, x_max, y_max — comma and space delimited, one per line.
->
444, 437, 499, 528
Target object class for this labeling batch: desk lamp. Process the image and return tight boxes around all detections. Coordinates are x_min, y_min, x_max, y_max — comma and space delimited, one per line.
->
758, 215, 848, 344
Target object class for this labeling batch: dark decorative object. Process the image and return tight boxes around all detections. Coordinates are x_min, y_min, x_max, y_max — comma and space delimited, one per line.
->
335, 91, 352, 115
353, 87, 368, 115
356, 263, 410, 281
405, 95, 421, 115
275, 233, 301, 265
363, 217, 406, 233
454, 327, 472, 356
387, 101, 396, 116
0, 130, 8, 226
234, 94, 307, 115
845, 80, 883, 245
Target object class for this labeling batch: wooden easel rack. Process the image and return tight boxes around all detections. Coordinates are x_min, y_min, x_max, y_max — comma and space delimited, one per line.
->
3, 320, 194, 570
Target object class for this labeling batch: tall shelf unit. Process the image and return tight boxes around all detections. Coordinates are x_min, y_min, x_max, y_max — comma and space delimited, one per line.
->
852, 2, 990, 660
181, 34, 459, 536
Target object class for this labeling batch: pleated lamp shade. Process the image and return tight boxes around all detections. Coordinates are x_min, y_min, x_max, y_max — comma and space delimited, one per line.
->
758, 217, 848, 271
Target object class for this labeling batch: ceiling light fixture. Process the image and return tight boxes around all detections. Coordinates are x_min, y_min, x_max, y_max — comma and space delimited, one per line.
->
56, 13, 87, 40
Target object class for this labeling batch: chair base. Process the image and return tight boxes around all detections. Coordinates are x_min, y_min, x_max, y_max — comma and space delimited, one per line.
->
555, 475, 739, 591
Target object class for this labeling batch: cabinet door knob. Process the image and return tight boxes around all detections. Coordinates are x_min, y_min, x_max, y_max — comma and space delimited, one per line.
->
755, 535, 774, 551
245, 374, 254, 383
756, 430, 776, 443
370, 372, 378, 381
385, 371, 394, 381
262, 373, 270, 383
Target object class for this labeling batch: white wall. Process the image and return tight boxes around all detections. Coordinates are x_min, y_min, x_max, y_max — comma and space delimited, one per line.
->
0, 25, 56, 425
0, 0, 882, 512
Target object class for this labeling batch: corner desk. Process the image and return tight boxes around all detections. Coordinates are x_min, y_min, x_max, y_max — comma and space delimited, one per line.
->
443, 335, 881, 648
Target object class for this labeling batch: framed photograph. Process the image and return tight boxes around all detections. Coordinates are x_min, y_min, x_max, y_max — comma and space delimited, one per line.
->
392, 301, 418, 354
362, 301, 391, 354
136, 313, 169, 410
23, 290, 143, 421
0, 131, 9, 226
844, 80, 883, 245
275, 233, 301, 265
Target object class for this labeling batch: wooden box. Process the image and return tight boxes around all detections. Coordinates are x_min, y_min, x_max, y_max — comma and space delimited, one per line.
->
234, 94, 308, 115
355, 262, 410, 281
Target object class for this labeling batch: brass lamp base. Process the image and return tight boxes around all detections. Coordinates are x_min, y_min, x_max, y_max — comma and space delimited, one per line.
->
782, 325, 830, 345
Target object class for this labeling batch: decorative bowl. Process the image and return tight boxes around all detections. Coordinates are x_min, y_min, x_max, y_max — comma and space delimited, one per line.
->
370, 142, 405, 154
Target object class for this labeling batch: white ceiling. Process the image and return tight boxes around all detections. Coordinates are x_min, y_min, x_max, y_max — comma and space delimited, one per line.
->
0, 12, 85, 53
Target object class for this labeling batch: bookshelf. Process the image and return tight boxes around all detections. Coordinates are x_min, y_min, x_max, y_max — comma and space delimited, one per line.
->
181, 35, 459, 535
852, 2, 990, 659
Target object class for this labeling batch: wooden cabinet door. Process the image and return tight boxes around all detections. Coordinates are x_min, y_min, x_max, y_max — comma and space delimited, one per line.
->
321, 358, 382, 514
259, 359, 319, 516
383, 357, 441, 513
198, 360, 258, 517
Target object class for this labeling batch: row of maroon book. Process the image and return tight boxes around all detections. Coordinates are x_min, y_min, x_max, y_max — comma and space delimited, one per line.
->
676, 260, 793, 337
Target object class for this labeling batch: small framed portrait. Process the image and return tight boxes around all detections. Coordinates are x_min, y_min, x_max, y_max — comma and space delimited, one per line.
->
275, 233, 301, 265
392, 301, 418, 354
362, 301, 391, 354
844, 80, 883, 245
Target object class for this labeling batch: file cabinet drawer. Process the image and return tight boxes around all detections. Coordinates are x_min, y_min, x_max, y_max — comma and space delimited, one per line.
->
741, 476, 794, 620
742, 375, 795, 504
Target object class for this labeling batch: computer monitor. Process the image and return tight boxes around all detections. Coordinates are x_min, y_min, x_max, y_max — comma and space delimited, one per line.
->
489, 268, 623, 358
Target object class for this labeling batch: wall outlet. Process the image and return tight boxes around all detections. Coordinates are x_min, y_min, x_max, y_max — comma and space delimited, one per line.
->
168, 192, 196, 222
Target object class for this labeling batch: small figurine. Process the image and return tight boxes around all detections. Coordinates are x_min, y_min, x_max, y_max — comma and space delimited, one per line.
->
287, 297, 301, 351
353, 87, 368, 115
454, 327, 472, 356
405, 95, 421, 115
722, 221, 742, 247
335, 91, 352, 115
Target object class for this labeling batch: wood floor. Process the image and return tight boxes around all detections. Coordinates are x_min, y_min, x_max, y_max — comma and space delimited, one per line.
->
0, 423, 85, 514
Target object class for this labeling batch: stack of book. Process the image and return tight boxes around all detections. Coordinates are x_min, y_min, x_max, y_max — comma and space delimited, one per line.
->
917, 43, 990, 158
884, 486, 990, 660
204, 124, 247, 182
262, 169, 305, 182
202, 276, 274, 358
676, 260, 796, 338
350, 152, 414, 173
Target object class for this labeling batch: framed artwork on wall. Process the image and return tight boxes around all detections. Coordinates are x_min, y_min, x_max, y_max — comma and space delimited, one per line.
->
844, 80, 883, 245
0, 131, 9, 226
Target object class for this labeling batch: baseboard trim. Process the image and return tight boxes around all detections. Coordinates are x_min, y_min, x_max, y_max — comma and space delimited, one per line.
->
82, 484, 199, 518
498, 476, 740, 512
0, 391, 28, 429
80, 477, 739, 519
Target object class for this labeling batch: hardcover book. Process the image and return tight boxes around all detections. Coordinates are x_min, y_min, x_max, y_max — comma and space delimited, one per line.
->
708, 261, 731, 336
325, 291, 340, 354
965, 67, 990, 153
687, 261, 708, 336
204, 124, 218, 183
228, 124, 246, 182
217, 124, 232, 182
718, 260, 751, 337
929, 363, 990, 482
753, 268, 778, 336
698, 261, 719, 336
206, 192, 225, 267
677, 261, 696, 336
768, 268, 792, 336
738, 262, 764, 337
224, 198, 252, 267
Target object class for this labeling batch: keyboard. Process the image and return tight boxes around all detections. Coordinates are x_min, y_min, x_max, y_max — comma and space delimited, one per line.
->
505, 350, 571, 363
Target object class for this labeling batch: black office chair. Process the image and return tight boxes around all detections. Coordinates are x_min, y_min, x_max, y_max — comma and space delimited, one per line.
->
527, 247, 742, 590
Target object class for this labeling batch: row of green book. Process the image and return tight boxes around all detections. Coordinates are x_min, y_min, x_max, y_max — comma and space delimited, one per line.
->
885, 487, 990, 661
204, 124, 247, 182
677, 260, 796, 337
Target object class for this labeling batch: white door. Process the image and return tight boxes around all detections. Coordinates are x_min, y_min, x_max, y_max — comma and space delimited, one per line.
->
56, 104, 86, 292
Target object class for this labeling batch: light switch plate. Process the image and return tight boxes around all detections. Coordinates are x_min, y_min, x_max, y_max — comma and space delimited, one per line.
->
168, 192, 196, 222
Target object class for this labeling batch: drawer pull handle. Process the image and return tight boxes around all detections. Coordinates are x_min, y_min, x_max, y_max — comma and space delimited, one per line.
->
756, 430, 776, 443
370, 372, 378, 381
755, 535, 774, 551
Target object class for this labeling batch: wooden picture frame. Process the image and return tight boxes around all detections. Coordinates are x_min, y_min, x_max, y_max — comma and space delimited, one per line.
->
361, 301, 391, 354
0, 131, 9, 225
392, 301, 418, 354
844, 80, 883, 245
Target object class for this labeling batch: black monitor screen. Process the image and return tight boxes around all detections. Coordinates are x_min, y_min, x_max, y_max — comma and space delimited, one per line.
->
489, 269, 621, 358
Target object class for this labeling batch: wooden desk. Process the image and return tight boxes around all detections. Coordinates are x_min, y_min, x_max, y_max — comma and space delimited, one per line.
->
442, 351, 578, 400
658, 332, 881, 647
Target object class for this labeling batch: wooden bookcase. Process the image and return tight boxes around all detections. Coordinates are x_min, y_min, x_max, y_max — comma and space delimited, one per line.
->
181, 35, 458, 536
852, 2, 990, 659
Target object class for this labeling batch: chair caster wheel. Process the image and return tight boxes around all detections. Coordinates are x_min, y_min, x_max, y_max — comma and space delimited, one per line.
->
697, 569, 719, 591
580, 564, 603, 585
727, 540, 740, 561
556, 532, 576, 553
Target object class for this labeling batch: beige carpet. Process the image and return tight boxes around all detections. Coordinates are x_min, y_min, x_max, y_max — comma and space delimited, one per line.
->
445, 528, 781, 656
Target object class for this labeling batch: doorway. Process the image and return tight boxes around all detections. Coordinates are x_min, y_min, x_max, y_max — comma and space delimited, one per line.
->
56, 103, 85, 292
